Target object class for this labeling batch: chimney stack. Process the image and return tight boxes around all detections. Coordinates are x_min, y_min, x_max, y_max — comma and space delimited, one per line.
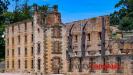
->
53, 5, 58, 12
33, 4, 38, 13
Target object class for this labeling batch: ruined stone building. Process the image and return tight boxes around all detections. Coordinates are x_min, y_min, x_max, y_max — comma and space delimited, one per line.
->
5, 5, 133, 75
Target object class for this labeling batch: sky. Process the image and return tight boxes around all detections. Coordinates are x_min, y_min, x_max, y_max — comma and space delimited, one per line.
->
8, 0, 119, 23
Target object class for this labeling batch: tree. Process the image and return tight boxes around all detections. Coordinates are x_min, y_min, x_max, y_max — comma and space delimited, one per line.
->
119, 17, 133, 31
0, 24, 5, 60
12, 0, 32, 23
110, 0, 133, 31
110, 11, 120, 25
0, 0, 9, 25
0, 0, 9, 60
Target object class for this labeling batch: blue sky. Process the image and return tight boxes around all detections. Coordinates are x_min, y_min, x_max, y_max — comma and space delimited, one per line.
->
8, 0, 119, 23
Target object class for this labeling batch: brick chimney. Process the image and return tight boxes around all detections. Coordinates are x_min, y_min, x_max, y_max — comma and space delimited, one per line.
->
46, 5, 62, 26
33, 4, 42, 25
33, 4, 39, 15
33, 4, 62, 27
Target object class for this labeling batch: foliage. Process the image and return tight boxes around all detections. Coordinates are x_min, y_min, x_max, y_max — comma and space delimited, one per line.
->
110, 0, 133, 31
0, 0, 10, 25
110, 11, 120, 25
38, 5, 48, 12
0, 25, 5, 59
119, 17, 133, 31
3, 3, 49, 24
12, 5, 33, 23
0, 0, 9, 60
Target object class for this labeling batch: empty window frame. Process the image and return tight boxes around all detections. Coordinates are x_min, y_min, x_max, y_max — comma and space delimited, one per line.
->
37, 43, 41, 54
37, 59, 41, 70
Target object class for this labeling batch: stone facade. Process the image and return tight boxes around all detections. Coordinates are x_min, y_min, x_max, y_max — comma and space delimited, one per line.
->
64, 17, 133, 75
5, 19, 34, 73
5, 5, 133, 75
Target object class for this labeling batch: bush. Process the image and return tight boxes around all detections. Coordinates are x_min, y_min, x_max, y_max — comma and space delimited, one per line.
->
118, 17, 133, 31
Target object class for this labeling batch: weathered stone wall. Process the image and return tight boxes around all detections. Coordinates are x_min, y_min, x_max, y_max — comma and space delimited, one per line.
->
33, 12, 45, 75
64, 16, 133, 75
5, 20, 34, 73
65, 16, 110, 56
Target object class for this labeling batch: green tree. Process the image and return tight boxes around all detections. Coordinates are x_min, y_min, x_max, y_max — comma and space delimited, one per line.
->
110, 11, 120, 25
12, 0, 32, 23
0, 0, 9, 25
0, 0, 9, 60
119, 17, 133, 31
0, 25, 6, 61
110, 0, 133, 31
